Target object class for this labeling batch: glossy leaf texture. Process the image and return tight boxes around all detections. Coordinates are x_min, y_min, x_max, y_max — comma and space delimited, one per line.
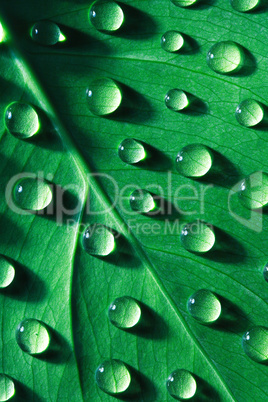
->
0, 0, 267, 401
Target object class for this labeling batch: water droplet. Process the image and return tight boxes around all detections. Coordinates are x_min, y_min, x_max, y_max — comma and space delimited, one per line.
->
118, 138, 146, 164
129, 189, 156, 213
86, 78, 122, 116
0, 255, 15, 289
13, 177, 53, 211
239, 171, 268, 210
181, 220, 215, 253
0, 23, 5, 43
263, 263, 268, 282
31, 21, 65, 46
83, 224, 115, 256
15, 319, 50, 354
207, 41, 244, 74
108, 296, 141, 329
5, 102, 40, 139
167, 369, 196, 399
0, 374, 15, 401
175, 144, 213, 178
171, 0, 198, 7
165, 89, 189, 112
235, 99, 265, 127
231, 0, 260, 12
95, 359, 131, 395
187, 289, 221, 324
242, 326, 268, 362
89, 0, 124, 32
161, 31, 184, 53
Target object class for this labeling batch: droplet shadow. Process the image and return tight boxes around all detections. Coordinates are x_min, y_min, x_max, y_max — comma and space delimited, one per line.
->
0, 215, 25, 246
237, 46, 257, 77
179, 33, 200, 55
137, 143, 173, 171
192, 375, 220, 402
145, 193, 180, 222
14, 380, 45, 402
116, 365, 157, 401
178, 0, 216, 10
180, 93, 208, 116
214, 295, 250, 333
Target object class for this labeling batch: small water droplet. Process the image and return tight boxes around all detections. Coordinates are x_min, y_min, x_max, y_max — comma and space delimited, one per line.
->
5, 102, 40, 139
0, 374, 15, 401
0, 23, 5, 43
13, 177, 53, 211
86, 78, 122, 116
31, 21, 65, 46
171, 0, 199, 7
15, 319, 50, 354
165, 89, 189, 111
108, 296, 141, 329
235, 99, 265, 127
187, 289, 221, 324
231, 0, 260, 12
89, 0, 124, 32
129, 189, 156, 213
181, 220, 215, 253
175, 144, 213, 178
167, 369, 196, 399
161, 31, 184, 53
242, 326, 268, 362
0, 255, 15, 289
83, 224, 115, 256
239, 171, 268, 210
95, 359, 131, 395
118, 138, 146, 164
207, 41, 244, 74
263, 263, 268, 282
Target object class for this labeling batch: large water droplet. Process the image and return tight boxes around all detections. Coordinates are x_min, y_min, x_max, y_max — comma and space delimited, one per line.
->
5, 102, 40, 139
242, 326, 268, 362
165, 89, 189, 112
83, 224, 115, 256
187, 289, 221, 324
167, 369, 197, 400
171, 0, 198, 7
181, 220, 215, 253
161, 31, 184, 53
130, 189, 156, 213
108, 296, 141, 329
0, 255, 15, 289
0, 374, 15, 401
176, 144, 213, 178
89, 0, 124, 32
235, 99, 265, 127
15, 319, 50, 354
118, 138, 146, 164
95, 359, 131, 395
207, 41, 244, 74
31, 21, 65, 46
231, 0, 260, 12
13, 178, 53, 211
239, 171, 268, 210
86, 78, 122, 116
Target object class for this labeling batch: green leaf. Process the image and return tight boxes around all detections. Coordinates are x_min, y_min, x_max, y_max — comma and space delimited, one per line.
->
0, 0, 267, 400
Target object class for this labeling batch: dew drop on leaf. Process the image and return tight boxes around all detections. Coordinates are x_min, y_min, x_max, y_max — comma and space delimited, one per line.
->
235, 99, 265, 127
118, 138, 146, 164
165, 89, 189, 112
129, 189, 155, 213
161, 31, 184, 53
171, 0, 199, 8
0, 374, 15, 401
242, 326, 268, 362
230, 0, 260, 12
187, 289, 221, 324
108, 296, 141, 329
31, 21, 65, 46
207, 41, 244, 74
0, 23, 5, 43
239, 171, 268, 210
5, 102, 40, 139
181, 220, 215, 253
95, 359, 131, 395
86, 78, 122, 116
83, 224, 115, 256
15, 319, 50, 355
89, 0, 124, 32
166, 369, 197, 399
0, 255, 15, 289
175, 143, 213, 178
13, 178, 53, 212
